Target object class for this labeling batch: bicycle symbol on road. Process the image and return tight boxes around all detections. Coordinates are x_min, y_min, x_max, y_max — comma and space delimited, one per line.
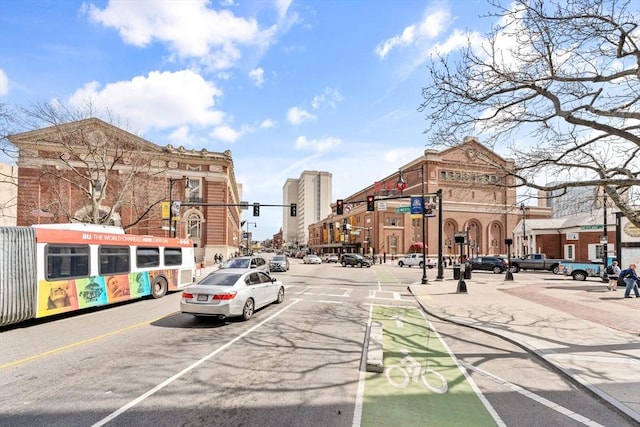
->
384, 349, 448, 394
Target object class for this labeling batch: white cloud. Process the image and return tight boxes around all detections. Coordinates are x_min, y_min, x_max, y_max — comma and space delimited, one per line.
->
0, 69, 8, 95
248, 67, 265, 87
210, 124, 242, 142
293, 135, 340, 152
375, 6, 451, 59
84, 0, 278, 70
261, 118, 277, 129
167, 125, 194, 146
311, 87, 343, 109
68, 69, 224, 133
287, 106, 315, 125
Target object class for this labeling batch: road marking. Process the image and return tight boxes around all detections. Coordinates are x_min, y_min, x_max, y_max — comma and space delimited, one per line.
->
352, 304, 373, 427
361, 306, 504, 427
0, 317, 165, 370
91, 299, 301, 427
459, 360, 604, 427
392, 315, 404, 328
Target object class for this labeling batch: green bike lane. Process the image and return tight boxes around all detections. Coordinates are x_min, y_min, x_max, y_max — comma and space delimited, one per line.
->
356, 304, 502, 426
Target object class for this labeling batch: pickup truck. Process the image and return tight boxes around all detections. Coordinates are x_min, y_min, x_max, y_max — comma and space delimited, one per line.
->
510, 253, 569, 274
397, 253, 435, 268
557, 261, 607, 281
557, 257, 615, 281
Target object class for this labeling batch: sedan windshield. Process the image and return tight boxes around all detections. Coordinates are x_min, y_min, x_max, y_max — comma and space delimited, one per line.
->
223, 258, 250, 268
272, 256, 286, 262
199, 273, 242, 286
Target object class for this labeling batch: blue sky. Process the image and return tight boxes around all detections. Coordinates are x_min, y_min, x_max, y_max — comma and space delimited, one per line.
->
1, 0, 499, 240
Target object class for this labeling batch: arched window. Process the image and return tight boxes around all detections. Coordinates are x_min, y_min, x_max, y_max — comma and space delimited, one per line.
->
186, 213, 201, 239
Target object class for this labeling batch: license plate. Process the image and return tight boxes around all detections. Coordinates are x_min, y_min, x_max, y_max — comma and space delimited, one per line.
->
197, 294, 208, 301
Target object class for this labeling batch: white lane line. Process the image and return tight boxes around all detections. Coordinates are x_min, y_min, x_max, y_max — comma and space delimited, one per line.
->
418, 312, 506, 427
458, 360, 605, 427
352, 304, 373, 427
91, 299, 301, 427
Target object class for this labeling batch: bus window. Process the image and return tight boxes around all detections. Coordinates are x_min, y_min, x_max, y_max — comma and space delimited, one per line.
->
136, 247, 160, 268
99, 246, 131, 275
46, 245, 90, 280
164, 248, 183, 266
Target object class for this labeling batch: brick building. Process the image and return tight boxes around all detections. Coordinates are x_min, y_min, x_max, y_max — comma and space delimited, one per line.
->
9, 118, 243, 265
309, 137, 545, 259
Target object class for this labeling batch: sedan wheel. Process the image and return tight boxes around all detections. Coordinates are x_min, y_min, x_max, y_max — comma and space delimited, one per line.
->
398, 262, 404, 267
275, 287, 285, 304
492, 266, 502, 274
357, 262, 362, 268
242, 298, 255, 321
342, 261, 347, 267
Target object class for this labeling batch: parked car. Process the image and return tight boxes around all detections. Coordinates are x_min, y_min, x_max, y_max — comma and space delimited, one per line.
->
397, 253, 436, 268
219, 255, 270, 273
180, 269, 285, 321
510, 253, 569, 274
341, 253, 372, 268
269, 255, 289, 272
467, 256, 509, 274
303, 254, 322, 264
323, 253, 340, 263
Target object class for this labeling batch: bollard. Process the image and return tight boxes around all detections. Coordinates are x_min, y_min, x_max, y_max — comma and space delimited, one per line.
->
456, 262, 468, 293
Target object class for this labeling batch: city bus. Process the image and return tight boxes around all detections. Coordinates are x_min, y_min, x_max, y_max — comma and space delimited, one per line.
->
0, 223, 195, 327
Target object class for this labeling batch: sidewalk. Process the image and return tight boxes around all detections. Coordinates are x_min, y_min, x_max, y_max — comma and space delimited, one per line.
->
408, 272, 640, 423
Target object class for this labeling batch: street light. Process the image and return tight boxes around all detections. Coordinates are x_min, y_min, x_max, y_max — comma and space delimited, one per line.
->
520, 203, 527, 256
398, 164, 428, 284
169, 177, 190, 238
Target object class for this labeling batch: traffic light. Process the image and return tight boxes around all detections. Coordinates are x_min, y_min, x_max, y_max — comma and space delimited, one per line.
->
290, 203, 297, 217
366, 195, 375, 211
336, 199, 344, 215
253, 203, 260, 216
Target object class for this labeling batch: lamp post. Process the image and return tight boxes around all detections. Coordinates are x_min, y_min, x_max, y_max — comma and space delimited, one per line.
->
397, 164, 428, 284
602, 191, 608, 281
169, 177, 190, 238
436, 189, 444, 280
520, 203, 527, 256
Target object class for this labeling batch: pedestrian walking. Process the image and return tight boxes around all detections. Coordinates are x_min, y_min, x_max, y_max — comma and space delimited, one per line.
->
619, 263, 639, 298
606, 260, 621, 291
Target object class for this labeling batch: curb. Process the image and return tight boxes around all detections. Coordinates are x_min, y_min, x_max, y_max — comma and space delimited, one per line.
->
407, 284, 640, 425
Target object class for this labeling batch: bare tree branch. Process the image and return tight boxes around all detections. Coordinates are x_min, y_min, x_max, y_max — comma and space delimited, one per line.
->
420, 0, 640, 227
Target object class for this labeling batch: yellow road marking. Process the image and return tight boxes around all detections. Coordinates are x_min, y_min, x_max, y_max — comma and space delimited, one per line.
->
0, 313, 174, 370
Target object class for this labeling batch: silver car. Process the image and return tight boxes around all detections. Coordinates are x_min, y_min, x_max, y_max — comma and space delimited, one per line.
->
219, 255, 270, 273
181, 269, 285, 321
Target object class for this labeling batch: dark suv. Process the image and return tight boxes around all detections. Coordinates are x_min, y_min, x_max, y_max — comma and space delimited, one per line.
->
467, 256, 509, 274
340, 253, 372, 268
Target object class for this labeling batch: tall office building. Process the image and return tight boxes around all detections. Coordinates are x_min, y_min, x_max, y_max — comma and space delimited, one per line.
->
282, 171, 332, 248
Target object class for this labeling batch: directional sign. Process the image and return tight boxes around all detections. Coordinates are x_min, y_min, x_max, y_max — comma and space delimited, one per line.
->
395, 206, 411, 213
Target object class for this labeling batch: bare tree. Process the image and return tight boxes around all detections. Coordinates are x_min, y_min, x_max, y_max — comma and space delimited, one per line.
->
420, 0, 640, 227
10, 101, 167, 231
0, 103, 18, 223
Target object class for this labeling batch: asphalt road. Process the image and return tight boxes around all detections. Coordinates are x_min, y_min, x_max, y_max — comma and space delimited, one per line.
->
0, 259, 632, 426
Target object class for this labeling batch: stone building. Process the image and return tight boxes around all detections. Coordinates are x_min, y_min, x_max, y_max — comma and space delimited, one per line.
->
308, 137, 552, 259
9, 118, 242, 265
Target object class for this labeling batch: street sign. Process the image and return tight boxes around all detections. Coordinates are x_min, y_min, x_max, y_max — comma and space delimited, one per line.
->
395, 206, 411, 213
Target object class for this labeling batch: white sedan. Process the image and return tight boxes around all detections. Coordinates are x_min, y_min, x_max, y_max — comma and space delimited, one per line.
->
180, 269, 285, 321
303, 254, 322, 264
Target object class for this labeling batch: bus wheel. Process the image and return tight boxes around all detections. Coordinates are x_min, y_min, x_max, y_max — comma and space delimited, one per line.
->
151, 277, 168, 298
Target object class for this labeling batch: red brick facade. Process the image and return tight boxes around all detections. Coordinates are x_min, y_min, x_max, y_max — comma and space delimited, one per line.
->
10, 118, 243, 265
